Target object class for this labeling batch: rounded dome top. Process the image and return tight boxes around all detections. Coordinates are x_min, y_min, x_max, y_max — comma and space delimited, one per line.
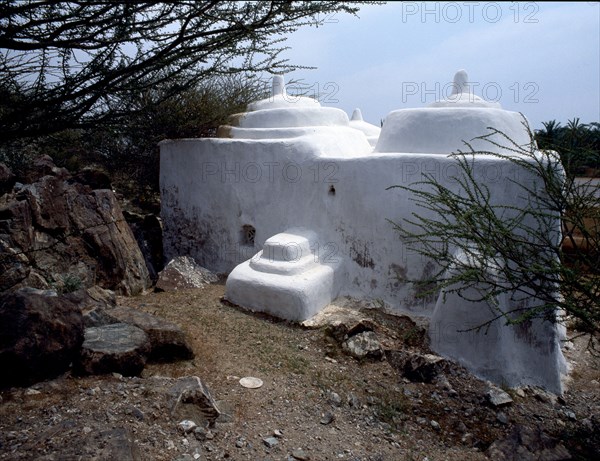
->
374, 70, 529, 154
219, 75, 353, 133
428, 70, 501, 109
216, 76, 372, 156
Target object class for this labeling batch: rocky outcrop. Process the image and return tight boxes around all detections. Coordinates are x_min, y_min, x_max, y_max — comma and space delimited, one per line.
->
124, 211, 164, 283
0, 162, 16, 195
0, 289, 84, 387
0, 158, 150, 295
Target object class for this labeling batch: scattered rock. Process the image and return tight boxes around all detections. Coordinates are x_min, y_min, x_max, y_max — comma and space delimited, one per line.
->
328, 391, 342, 407
487, 425, 572, 460
430, 420, 441, 431
25, 154, 69, 182
496, 412, 509, 425
194, 426, 211, 441
385, 350, 447, 383
328, 319, 376, 343
291, 448, 310, 460
24, 387, 41, 395
235, 437, 246, 448
170, 376, 221, 427
532, 387, 558, 405
302, 304, 368, 332
454, 420, 468, 434
0, 290, 84, 387
92, 427, 142, 461
342, 331, 384, 360
486, 386, 513, 407
107, 306, 194, 361
347, 393, 360, 408
178, 420, 198, 434
434, 374, 454, 392
76, 323, 150, 376
155, 256, 218, 292
263, 436, 279, 448
320, 411, 335, 425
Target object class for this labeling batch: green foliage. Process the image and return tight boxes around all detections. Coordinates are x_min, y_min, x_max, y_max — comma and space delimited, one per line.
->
389, 122, 600, 348
50, 274, 83, 294
535, 119, 600, 176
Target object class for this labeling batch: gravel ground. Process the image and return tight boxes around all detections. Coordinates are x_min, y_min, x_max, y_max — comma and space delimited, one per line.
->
1, 283, 598, 460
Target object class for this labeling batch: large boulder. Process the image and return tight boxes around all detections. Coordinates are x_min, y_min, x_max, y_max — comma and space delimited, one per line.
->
155, 256, 218, 292
0, 156, 150, 295
76, 323, 151, 376
0, 290, 84, 387
107, 306, 194, 361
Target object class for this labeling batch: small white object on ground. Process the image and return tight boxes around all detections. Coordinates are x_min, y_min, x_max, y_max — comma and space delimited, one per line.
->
239, 377, 263, 389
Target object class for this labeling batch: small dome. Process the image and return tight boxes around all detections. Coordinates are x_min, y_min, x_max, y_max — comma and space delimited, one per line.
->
374, 70, 530, 154
218, 76, 357, 134
216, 76, 372, 156
349, 108, 381, 148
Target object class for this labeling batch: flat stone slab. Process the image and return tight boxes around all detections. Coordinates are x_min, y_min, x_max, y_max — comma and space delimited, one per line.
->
76, 323, 150, 376
108, 306, 194, 361
487, 385, 514, 407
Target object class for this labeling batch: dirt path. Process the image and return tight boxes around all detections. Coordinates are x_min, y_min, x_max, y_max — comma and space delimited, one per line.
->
1, 284, 598, 460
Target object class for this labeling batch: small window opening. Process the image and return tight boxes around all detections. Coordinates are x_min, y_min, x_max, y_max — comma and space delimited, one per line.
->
328, 185, 336, 196
242, 224, 256, 245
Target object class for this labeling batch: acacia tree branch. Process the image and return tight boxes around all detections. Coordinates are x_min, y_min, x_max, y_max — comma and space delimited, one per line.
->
0, 1, 378, 140
389, 120, 600, 344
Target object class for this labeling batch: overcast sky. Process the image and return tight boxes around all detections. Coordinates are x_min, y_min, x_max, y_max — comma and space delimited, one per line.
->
279, 1, 600, 130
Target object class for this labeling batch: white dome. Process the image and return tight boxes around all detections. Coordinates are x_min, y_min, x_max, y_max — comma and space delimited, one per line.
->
374, 70, 530, 154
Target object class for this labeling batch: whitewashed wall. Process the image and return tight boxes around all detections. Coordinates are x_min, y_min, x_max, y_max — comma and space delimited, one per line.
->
160, 138, 532, 317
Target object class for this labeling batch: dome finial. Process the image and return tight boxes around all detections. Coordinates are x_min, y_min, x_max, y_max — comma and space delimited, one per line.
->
451, 69, 469, 95
272, 75, 285, 97
351, 108, 363, 121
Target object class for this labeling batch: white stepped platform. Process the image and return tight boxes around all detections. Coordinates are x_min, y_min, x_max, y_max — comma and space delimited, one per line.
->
225, 228, 343, 321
